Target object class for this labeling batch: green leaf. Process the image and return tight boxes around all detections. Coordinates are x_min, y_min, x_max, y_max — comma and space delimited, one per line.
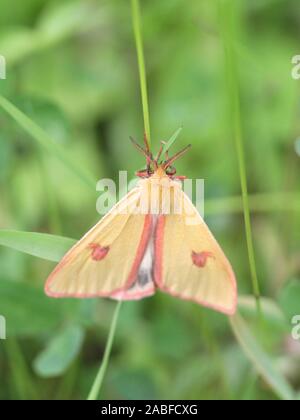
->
238, 295, 287, 328
0, 1, 108, 66
278, 279, 300, 321
4, 338, 38, 400
0, 280, 66, 336
0, 95, 96, 190
0, 230, 76, 262
230, 313, 296, 401
161, 127, 183, 156
33, 325, 84, 378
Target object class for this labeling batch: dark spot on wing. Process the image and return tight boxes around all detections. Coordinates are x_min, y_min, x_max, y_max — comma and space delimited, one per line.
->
191, 251, 214, 268
89, 243, 109, 261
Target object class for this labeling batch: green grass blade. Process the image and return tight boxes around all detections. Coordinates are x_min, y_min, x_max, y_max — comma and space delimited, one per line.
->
0, 230, 76, 262
238, 296, 287, 328
230, 313, 295, 401
38, 153, 63, 235
0, 95, 96, 191
219, 0, 261, 310
131, 0, 151, 147
87, 301, 122, 400
161, 127, 183, 156
4, 338, 38, 400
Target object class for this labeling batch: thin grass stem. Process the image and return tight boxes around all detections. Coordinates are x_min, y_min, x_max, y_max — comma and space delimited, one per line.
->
131, 0, 151, 148
219, 0, 261, 313
87, 301, 122, 400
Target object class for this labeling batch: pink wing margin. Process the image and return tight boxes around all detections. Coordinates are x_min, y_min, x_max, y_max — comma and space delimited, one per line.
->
45, 215, 154, 300
153, 215, 237, 315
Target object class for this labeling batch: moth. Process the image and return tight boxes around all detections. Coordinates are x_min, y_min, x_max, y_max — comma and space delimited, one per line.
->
45, 137, 237, 315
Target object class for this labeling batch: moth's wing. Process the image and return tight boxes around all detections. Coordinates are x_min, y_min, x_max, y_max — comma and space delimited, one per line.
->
154, 192, 237, 315
45, 188, 154, 299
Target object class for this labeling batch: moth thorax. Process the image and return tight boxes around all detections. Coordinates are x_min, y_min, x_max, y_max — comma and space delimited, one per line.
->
139, 178, 183, 215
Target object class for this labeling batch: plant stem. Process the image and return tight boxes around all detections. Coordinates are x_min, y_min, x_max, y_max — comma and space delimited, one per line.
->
87, 0, 151, 400
87, 301, 122, 400
131, 0, 151, 147
219, 0, 261, 311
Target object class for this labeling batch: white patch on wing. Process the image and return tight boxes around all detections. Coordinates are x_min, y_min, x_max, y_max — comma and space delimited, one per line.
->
136, 233, 154, 286
112, 217, 157, 301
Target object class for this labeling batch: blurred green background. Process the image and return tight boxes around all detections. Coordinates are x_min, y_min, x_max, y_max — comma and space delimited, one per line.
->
0, 0, 300, 400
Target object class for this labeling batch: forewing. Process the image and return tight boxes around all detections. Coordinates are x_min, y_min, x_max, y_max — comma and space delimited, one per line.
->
154, 192, 237, 315
45, 189, 153, 298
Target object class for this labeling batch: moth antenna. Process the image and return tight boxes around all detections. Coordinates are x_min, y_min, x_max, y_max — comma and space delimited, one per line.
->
163, 144, 191, 169
130, 136, 150, 159
155, 142, 164, 163
130, 136, 156, 172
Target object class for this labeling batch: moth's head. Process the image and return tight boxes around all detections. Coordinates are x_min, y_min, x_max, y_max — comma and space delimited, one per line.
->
130, 134, 191, 179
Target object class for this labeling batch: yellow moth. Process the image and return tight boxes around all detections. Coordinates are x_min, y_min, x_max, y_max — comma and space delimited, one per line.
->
45, 137, 237, 315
